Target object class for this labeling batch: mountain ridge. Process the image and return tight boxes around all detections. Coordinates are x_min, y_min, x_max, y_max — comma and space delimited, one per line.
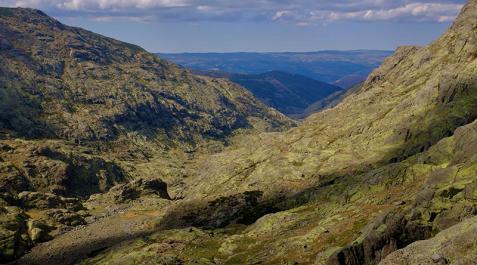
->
0, 7, 292, 144
158, 50, 393, 87
149, 1, 477, 263
1, 1, 477, 265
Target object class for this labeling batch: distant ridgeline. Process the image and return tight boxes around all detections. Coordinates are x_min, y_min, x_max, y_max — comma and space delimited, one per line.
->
192, 70, 344, 117
158, 51, 392, 117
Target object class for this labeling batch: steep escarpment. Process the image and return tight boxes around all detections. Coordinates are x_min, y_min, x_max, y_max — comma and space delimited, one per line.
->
380, 216, 477, 265
327, 118, 477, 265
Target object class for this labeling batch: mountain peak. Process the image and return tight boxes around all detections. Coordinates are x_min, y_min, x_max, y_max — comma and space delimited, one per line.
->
0, 7, 53, 22
434, 0, 477, 57
454, 0, 477, 26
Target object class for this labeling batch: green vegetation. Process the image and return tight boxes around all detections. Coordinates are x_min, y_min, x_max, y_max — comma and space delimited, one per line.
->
2, 1, 477, 265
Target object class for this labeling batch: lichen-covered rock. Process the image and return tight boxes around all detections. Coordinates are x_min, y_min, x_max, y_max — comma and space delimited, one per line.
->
77, 228, 215, 265
19, 191, 83, 211
0, 206, 30, 262
379, 216, 477, 265
0, 141, 128, 198
43, 209, 87, 227
0, 162, 29, 194
162, 190, 273, 229
91, 178, 171, 204
23, 145, 128, 198
326, 120, 477, 265
26, 220, 52, 243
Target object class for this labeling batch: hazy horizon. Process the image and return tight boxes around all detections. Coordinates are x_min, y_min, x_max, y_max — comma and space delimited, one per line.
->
0, 0, 467, 53
156, 49, 395, 54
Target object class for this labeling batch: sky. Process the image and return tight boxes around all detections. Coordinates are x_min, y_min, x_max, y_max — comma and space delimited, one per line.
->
0, 0, 468, 53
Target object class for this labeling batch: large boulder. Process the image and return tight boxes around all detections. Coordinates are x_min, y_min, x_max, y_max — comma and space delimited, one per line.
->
43, 209, 87, 227
26, 219, 53, 243
100, 178, 172, 203
380, 216, 477, 265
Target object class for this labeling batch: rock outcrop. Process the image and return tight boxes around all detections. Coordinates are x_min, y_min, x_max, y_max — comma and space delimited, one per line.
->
380, 216, 477, 265
89, 178, 171, 204
0, 206, 30, 262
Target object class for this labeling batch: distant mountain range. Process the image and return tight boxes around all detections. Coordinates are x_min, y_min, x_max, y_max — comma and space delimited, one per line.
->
157, 50, 393, 88
159, 50, 392, 117
193, 70, 343, 117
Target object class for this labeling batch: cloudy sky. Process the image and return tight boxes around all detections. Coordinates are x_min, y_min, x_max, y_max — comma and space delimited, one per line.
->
0, 0, 467, 52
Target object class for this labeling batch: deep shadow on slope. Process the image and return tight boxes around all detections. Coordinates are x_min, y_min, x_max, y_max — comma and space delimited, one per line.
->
10, 121, 477, 265
2, 154, 435, 265
385, 81, 477, 164
8, 173, 366, 265
327, 119, 477, 265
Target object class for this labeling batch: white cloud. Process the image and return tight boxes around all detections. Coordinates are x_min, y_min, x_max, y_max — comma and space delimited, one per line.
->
306, 3, 464, 22
1, 0, 188, 9
57, 0, 188, 10
272, 10, 292, 20
0, 0, 466, 23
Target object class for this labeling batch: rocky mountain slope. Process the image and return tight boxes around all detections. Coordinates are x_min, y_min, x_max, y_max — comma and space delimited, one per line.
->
296, 82, 364, 119
2, 1, 477, 265
0, 8, 292, 144
57, 1, 477, 264
194, 70, 344, 117
0, 7, 293, 263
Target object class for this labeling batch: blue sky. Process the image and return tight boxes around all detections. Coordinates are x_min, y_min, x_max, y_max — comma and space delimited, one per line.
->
0, 0, 467, 52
